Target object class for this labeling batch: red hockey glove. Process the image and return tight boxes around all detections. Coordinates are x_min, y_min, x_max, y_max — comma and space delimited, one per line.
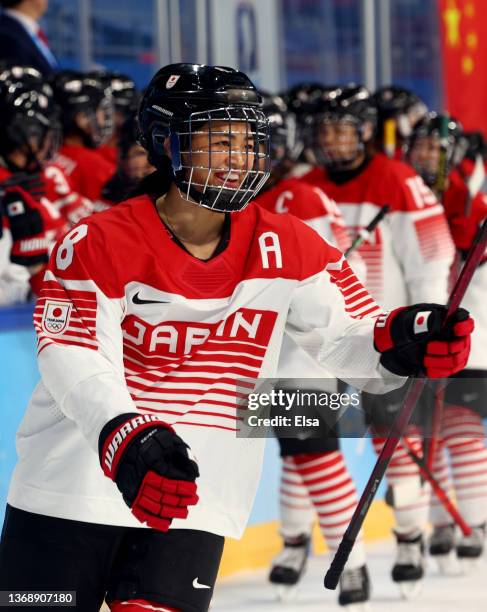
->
2, 186, 60, 266
99, 413, 199, 531
374, 304, 474, 378
449, 216, 480, 252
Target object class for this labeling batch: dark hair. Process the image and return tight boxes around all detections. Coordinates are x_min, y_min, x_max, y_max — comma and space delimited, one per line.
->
1, 1, 23, 8
131, 157, 174, 199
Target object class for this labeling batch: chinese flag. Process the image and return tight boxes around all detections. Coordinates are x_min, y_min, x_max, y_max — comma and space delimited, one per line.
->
439, 0, 487, 136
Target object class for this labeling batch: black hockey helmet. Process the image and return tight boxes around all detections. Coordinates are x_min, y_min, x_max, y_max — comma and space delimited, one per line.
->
138, 63, 270, 213
51, 70, 114, 148
316, 85, 378, 127
260, 90, 297, 166
282, 83, 330, 162
462, 131, 487, 162
407, 112, 464, 187
284, 82, 328, 118
311, 84, 377, 170
374, 86, 427, 127
88, 69, 137, 119
0, 65, 60, 171
373, 86, 427, 158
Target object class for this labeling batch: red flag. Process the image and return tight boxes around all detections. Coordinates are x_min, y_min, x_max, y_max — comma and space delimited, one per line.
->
439, 0, 487, 136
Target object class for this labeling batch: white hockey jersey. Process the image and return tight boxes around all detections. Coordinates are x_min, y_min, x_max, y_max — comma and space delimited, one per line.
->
303, 154, 456, 309
8, 195, 402, 538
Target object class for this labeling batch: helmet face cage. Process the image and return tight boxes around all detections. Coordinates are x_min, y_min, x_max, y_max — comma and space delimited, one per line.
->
155, 106, 270, 213
0, 81, 61, 170
407, 126, 459, 187
58, 77, 115, 148
96, 93, 115, 145
313, 112, 366, 171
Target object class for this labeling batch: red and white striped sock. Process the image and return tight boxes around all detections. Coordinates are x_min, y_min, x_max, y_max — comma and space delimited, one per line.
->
373, 427, 430, 536
280, 456, 315, 539
291, 451, 366, 569
430, 441, 454, 526
443, 406, 487, 526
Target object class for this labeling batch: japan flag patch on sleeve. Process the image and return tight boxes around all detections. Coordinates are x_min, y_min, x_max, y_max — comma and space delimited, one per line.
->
413, 311, 431, 335
42, 301, 72, 335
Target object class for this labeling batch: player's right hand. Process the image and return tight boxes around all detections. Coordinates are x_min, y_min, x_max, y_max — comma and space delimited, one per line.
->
99, 413, 199, 531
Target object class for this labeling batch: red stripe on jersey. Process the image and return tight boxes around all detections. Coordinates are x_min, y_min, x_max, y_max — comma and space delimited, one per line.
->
34, 281, 98, 354
326, 258, 382, 319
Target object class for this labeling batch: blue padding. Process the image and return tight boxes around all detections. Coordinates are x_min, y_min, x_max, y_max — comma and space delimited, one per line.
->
0, 303, 34, 331
0, 324, 39, 525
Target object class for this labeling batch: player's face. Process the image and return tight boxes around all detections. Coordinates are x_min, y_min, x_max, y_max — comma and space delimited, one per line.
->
183, 120, 257, 191
408, 136, 441, 179
122, 144, 155, 181
95, 100, 114, 144
316, 118, 362, 168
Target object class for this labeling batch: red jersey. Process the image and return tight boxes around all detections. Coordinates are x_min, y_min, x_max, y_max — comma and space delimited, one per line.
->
55, 144, 115, 204
97, 144, 118, 166
255, 177, 351, 254
443, 169, 487, 369
301, 154, 455, 308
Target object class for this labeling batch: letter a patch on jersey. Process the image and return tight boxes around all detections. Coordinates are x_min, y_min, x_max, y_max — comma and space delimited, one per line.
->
42, 301, 72, 335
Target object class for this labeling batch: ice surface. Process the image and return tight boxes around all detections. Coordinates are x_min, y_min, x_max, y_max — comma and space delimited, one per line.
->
212, 539, 487, 612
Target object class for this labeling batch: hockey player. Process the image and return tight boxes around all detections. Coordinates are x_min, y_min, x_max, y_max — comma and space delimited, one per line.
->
406, 113, 487, 569
255, 93, 370, 607
51, 69, 116, 206
91, 70, 138, 166
0, 65, 71, 304
373, 85, 427, 159
0, 64, 473, 612
283, 82, 328, 177
302, 85, 456, 596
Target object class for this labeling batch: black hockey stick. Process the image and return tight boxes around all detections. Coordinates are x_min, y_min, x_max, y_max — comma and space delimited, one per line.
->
344, 205, 390, 257
324, 217, 487, 590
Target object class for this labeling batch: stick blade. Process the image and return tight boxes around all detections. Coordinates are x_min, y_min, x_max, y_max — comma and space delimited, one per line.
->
324, 537, 355, 590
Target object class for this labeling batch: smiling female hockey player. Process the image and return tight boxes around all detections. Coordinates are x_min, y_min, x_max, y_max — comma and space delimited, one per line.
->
0, 64, 474, 612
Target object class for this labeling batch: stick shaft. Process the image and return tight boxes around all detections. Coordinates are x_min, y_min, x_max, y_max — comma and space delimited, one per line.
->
324, 218, 487, 590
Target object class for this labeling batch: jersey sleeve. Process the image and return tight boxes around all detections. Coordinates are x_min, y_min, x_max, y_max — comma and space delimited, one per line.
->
33, 220, 136, 449
387, 170, 455, 304
285, 226, 404, 392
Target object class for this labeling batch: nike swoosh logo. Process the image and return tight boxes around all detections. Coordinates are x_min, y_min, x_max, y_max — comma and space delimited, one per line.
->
132, 291, 169, 305
192, 577, 211, 589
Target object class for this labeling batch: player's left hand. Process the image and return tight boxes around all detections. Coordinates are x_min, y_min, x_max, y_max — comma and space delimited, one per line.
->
374, 304, 474, 378
2, 186, 62, 266
99, 413, 199, 531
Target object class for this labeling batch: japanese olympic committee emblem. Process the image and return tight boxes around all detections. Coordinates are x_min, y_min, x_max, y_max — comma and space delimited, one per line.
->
42, 301, 72, 335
